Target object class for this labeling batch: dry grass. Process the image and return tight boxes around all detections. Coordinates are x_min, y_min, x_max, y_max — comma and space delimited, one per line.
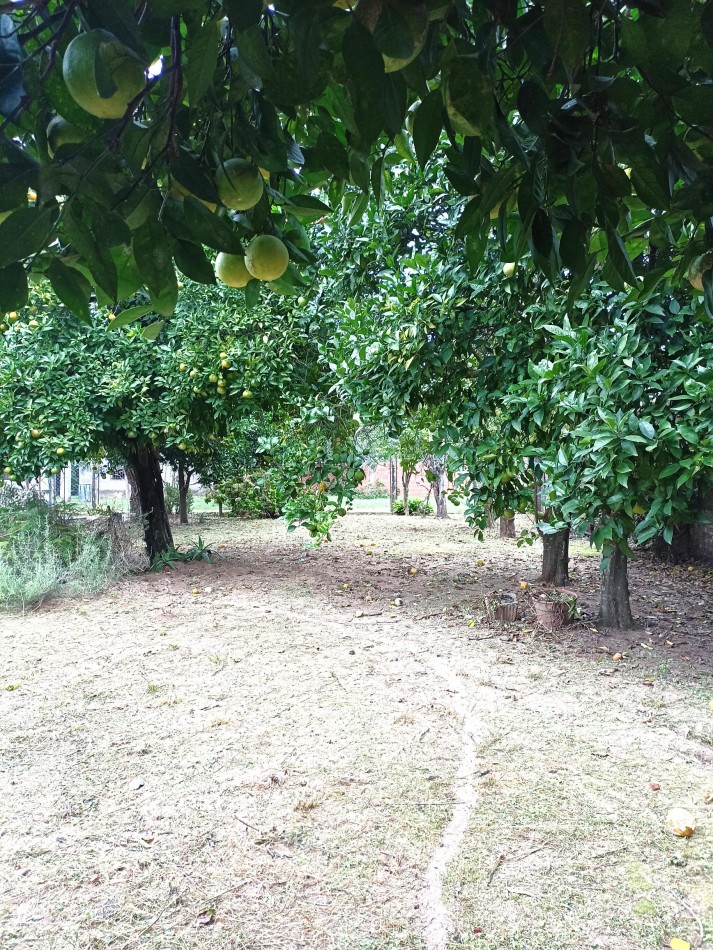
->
1, 511, 712, 949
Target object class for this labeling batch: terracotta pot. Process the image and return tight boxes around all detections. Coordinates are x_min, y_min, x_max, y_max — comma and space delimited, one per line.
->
485, 591, 518, 623
532, 592, 574, 630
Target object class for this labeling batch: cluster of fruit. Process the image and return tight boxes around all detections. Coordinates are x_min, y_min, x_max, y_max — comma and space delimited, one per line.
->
178, 353, 253, 400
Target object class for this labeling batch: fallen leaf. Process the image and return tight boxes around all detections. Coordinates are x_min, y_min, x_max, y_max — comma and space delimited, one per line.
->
196, 908, 215, 926
128, 778, 145, 791
612, 653, 622, 661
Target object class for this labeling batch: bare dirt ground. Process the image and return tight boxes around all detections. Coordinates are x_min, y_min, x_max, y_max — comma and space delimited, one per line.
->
1, 511, 712, 950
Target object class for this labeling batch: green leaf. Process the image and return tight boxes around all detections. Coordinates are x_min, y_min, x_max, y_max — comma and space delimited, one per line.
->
0, 262, 27, 312
86, 0, 147, 58
444, 55, 493, 138
283, 194, 332, 220
186, 20, 220, 107
223, 0, 262, 31
174, 240, 216, 285
93, 36, 119, 99
244, 278, 260, 309
188, 197, 243, 252
605, 229, 638, 287
236, 24, 272, 79
47, 259, 91, 322
638, 419, 655, 440
133, 220, 178, 316
64, 204, 118, 301
343, 22, 384, 99
413, 90, 443, 170
107, 303, 153, 330
0, 206, 54, 269
542, 0, 590, 69
313, 132, 350, 180
143, 320, 165, 341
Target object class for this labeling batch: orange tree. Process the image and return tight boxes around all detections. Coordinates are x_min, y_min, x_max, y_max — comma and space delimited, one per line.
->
0, 281, 359, 559
1, 0, 713, 333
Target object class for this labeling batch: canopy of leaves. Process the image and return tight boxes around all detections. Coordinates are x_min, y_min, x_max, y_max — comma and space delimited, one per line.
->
1, 0, 713, 327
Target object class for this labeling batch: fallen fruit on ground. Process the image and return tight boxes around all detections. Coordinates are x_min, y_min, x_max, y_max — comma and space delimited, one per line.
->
244, 235, 290, 281
215, 253, 252, 288
216, 159, 264, 211
666, 807, 695, 837
62, 30, 145, 119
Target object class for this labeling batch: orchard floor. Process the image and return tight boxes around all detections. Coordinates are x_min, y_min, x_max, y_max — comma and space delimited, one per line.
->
1, 511, 713, 950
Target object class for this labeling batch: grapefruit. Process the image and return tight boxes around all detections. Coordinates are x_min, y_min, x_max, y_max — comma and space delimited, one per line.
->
46, 116, 87, 157
244, 235, 289, 281
215, 159, 264, 211
63, 30, 145, 120
687, 250, 713, 292
503, 262, 516, 277
215, 252, 252, 288
356, 0, 429, 73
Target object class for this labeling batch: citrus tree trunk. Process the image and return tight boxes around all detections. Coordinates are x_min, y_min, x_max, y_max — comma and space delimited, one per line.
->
126, 443, 174, 563
598, 545, 634, 628
401, 469, 410, 516
541, 527, 570, 586
126, 466, 141, 517
389, 457, 398, 511
425, 454, 448, 519
500, 515, 516, 538
178, 459, 191, 525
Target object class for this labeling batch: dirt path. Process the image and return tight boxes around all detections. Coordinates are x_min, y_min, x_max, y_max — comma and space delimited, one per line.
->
1, 513, 712, 949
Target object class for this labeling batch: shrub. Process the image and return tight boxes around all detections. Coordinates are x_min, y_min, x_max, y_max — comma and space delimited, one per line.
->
164, 484, 194, 516
208, 475, 282, 519
356, 479, 389, 499
392, 498, 433, 516
0, 501, 115, 609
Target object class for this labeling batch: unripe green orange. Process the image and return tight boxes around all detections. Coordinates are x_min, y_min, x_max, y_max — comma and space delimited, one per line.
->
244, 234, 289, 281
215, 253, 252, 288
63, 30, 145, 119
215, 159, 264, 211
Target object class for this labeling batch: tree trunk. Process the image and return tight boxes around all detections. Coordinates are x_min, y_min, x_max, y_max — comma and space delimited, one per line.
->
541, 527, 570, 585
178, 460, 191, 525
217, 498, 223, 517
486, 504, 496, 529
126, 466, 141, 517
433, 473, 448, 519
425, 456, 448, 519
389, 457, 398, 511
598, 546, 634, 628
126, 443, 174, 562
401, 470, 410, 516
500, 515, 516, 538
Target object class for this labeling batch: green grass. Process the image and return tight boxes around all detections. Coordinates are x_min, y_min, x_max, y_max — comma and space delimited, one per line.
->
0, 515, 114, 608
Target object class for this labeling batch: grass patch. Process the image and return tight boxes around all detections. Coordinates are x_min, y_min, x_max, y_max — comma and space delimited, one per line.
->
0, 501, 116, 609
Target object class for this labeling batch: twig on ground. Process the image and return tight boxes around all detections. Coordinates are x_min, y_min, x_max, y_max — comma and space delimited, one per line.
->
670, 890, 705, 944
486, 852, 506, 885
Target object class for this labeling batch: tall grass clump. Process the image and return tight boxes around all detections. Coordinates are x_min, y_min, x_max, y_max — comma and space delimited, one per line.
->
0, 495, 116, 609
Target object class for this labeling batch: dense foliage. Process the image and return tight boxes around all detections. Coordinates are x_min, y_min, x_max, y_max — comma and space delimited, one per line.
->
2, 0, 713, 332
